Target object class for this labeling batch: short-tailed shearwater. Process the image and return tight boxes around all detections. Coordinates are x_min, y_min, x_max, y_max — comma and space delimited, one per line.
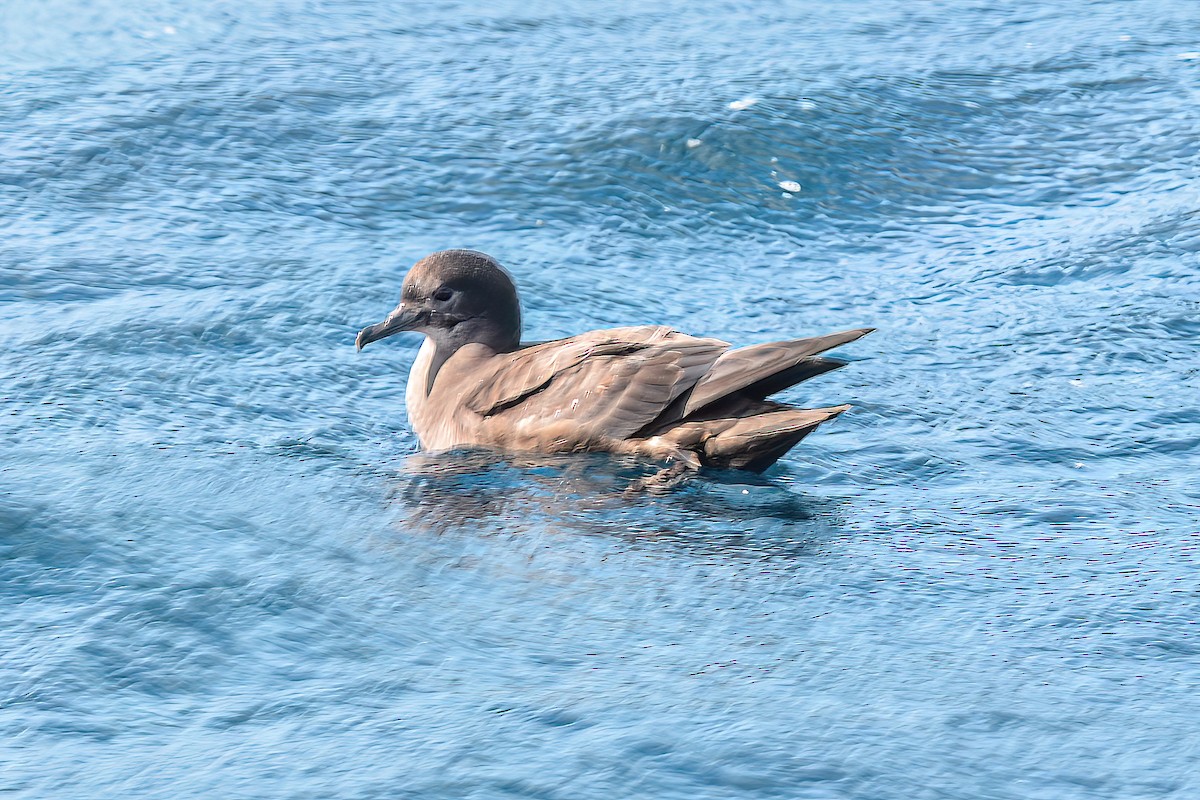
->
356, 249, 871, 473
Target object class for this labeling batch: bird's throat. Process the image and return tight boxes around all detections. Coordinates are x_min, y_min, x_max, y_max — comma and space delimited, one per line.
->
415, 336, 456, 397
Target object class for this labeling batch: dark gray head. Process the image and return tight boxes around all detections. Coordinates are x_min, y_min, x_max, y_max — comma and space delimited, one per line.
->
355, 250, 522, 355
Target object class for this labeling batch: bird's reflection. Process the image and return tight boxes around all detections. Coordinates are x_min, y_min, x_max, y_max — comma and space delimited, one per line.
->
385, 449, 848, 559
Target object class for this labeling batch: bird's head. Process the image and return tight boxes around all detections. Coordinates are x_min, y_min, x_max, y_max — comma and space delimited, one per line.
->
355, 249, 522, 354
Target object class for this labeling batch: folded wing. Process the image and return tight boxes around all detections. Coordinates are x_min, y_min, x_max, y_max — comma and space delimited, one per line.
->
461, 326, 730, 440
682, 328, 874, 416
460, 325, 872, 469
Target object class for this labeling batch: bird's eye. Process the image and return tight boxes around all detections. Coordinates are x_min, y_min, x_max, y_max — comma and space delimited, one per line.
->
432, 286, 453, 302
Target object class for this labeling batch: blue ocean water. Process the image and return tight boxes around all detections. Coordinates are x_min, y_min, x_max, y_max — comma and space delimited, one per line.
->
3, 0, 1199, 797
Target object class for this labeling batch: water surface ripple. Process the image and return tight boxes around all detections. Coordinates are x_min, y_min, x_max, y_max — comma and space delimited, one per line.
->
3, 1, 1199, 798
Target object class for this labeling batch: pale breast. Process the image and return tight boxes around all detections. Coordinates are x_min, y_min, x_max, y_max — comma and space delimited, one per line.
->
405, 338, 485, 451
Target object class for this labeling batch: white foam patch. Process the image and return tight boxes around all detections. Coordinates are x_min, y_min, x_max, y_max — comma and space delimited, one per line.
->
728, 97, 758, 111
778, 180, 802, 193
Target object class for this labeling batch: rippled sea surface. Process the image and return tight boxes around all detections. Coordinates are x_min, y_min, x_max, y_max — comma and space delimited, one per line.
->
4, 1, 1199, 797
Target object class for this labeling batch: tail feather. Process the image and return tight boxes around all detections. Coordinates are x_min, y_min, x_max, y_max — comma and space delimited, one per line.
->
657, 403, 849, 473
633, 327, 871, 471
702, 405, 849, 472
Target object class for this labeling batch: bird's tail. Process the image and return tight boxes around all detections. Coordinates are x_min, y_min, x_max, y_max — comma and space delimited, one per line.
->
689, 404, 850, 473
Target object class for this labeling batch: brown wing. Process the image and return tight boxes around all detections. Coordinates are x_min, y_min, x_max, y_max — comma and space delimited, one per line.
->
681, 327, 873, 416
461, 326, 730, 440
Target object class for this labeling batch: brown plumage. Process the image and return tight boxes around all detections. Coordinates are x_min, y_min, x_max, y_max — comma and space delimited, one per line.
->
356, 249, 872, 473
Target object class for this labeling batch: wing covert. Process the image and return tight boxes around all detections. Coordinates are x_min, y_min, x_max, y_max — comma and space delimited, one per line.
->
461, 326, 729, 439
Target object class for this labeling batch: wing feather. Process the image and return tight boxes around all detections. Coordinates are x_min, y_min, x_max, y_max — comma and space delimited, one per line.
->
461, 326, 729, 440
682, 327, 873, 416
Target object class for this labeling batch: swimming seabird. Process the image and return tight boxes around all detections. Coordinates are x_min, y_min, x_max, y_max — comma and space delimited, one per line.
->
356, 249, 872, 473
